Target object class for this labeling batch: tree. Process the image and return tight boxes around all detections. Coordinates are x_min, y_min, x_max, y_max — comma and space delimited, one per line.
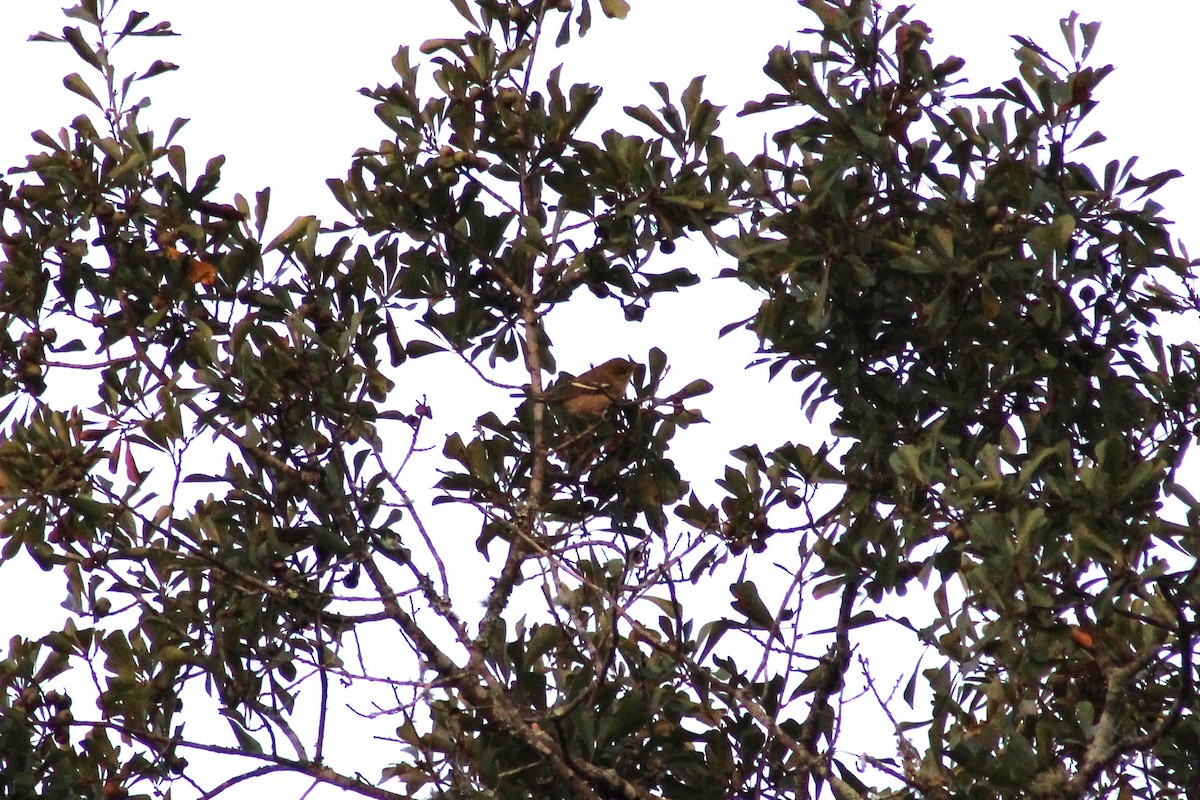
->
1, 1, 1198, 798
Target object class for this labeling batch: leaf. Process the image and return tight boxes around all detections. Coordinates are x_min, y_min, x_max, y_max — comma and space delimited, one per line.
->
902, 662, 920, 707
930, 225, 954, 258
1059, 12, 1078, 58
134, 21, 178, 38
164, 117, 190, 146
228, 720, 264, 755
600, 0, 630, 19
891, 444, 927, 483
31, 130, 61, 151
1047, 214, 1076, 249
811, 577, 843, 599
419, 38, 462, 55
730, 580, 776, 633
808, 0, 843, 28
165, 145, 187, 185
832, 760, 872, 796
136, 60, 179, 81
123, 443, 140, 482
404, 340, 445, 358
117, 10, 150, 42
186, 258, 217, 287
254, 188, 271, 239
264, 215, 316, 253
63, 73, 102, 108
981, 282, 1001, 320
1080, 20, 1101, 61
624, 104, 672, 139
1130, 169, 1184, 201
1027, 215, 1075, 263
847, 610, 880, 629
64, 3, 100, 25
446, 0, 478, 27
63, 26, 102, 71
696, 618, 736, 662
673, 379, 713, 401
682, 75, 705, 121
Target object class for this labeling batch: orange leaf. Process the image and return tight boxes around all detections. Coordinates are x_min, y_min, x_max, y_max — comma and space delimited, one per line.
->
1069, 627, 1094, 650
186, 258, 217, 286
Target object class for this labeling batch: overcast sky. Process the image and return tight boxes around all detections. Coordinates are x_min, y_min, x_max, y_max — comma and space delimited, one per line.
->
1, 2, 1198, 797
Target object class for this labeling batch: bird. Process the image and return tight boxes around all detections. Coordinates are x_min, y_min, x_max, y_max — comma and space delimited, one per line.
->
539, 357, 636, 419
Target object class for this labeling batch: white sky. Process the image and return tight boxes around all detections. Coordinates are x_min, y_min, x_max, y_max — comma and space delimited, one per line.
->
1, 2, 1198, 797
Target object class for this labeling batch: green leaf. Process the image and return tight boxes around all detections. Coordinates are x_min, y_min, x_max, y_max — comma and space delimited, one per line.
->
446, 0, 478, 27
624, 104, 672, 139
117, 10, 150, 41
264, 215, 316, 253
696, 618, 736, 662
404, 340, 446, 358
890, 444, 927, 483
164, 116, 189, 146
64, 3, 100, 25
1080, 20, 1101, 61
254, 187, 271, 239
63, 73, 101, 108
63, 26, 102, 71
136, 60, 178, 81
419, 38, 463, 55
229, 720, 264, 755
673, 379, 713, 401
730, 580, 776, 633
600, 0, 630, 19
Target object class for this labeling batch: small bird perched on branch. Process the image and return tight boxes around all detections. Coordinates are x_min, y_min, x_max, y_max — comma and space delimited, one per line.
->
539, 357, 636, 418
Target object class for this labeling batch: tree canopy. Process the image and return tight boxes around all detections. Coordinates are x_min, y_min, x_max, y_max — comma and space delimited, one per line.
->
1, 2, 1198, 799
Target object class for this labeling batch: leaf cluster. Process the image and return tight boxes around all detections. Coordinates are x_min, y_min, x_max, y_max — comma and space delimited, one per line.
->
1, 2, 1198, 800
